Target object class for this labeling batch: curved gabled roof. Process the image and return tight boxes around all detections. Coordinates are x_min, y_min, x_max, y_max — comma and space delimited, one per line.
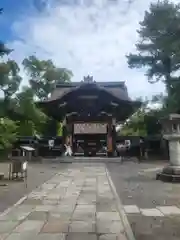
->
38, 78, 141, 121
45, 80, 131, 103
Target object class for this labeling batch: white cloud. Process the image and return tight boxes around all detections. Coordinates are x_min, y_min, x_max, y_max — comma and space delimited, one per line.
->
9, 0, 178, 99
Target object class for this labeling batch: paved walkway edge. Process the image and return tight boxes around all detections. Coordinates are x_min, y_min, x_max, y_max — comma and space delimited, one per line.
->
0, 172, 59, 217
106, 168, 136, 240
0, 196, 27, 217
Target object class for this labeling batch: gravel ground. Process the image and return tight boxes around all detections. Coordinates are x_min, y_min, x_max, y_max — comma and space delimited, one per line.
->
108, 161, 180, 240
0, 162, 69, 213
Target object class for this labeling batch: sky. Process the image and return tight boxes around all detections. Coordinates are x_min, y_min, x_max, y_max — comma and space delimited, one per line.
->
0, 0, 179, 99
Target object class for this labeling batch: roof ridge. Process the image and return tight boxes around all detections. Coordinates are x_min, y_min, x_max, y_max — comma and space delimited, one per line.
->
56, 81, 126, 88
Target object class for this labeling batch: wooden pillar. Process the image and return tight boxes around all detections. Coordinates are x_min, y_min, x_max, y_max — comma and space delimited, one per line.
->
107, 119, 113, 157
107, 118, 116, 157
112, 118, 116, 155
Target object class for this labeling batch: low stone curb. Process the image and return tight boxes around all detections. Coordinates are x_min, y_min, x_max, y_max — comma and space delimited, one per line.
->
106, 168, 136, 240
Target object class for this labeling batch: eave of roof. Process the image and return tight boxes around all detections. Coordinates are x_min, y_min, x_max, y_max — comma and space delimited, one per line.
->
37, 98, 141, 122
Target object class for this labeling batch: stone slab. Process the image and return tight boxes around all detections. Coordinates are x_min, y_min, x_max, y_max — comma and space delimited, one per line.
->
66, 233, 97, 240
35, 205, 54, 212
0, 234, 9, 240
13, 220, 44, 233
22, 199, 43, 205
69, 221, 95, 233
54, 204, 75, 213
48, 212, 71, 221
75, 205, 96, 212
0, 210, 31, 221
72, 211, 95, 221
140, 208, 164, 217
124, 205, 140, 214
0, 221, 19, 233
157, 206, 180, 215
42, 200, 58, 205
41, 221, 69, 233
5, 233, 37, 240
97, 212, 121, 221
97, 221, 124, 234
96, 203, 117, 212
27, 211, 48, 221
99, 233, 127, 240
34, 233, 65, 240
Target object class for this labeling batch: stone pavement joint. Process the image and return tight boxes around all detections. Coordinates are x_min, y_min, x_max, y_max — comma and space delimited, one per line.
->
0, 163, 134, 240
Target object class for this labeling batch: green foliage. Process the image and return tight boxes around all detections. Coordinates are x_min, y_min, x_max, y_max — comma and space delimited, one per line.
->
0, 118, 17, 150
0, 60, 22, 99
0, 11, 73, 149
127, 0, 180, 113
0, 11, 21, 116
127, 0, 180, 84
22, 55, 73, 100
57, 122, 63, 136
120, 99, 162, 136
120, 109, 147, 136
14, 86, 48, 135
0, 58, 22, 118
16, 120, 36, 136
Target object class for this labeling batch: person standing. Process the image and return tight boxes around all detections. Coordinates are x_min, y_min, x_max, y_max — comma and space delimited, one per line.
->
139, 137, 147, 161
48, 139, 54, 157
64, 138, 72, 157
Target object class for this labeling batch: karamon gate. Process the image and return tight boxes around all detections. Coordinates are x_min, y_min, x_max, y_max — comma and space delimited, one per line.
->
39, 76, 139, 157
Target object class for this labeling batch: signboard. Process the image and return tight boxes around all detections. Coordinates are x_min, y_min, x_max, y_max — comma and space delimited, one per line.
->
74, 123, 107, 134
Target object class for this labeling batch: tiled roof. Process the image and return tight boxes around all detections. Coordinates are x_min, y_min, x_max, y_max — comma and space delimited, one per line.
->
47, 81, 131, 102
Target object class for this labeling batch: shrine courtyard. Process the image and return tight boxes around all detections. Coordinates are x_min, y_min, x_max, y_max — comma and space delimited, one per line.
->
0, 160, 180, 240
0, 77, 178, 239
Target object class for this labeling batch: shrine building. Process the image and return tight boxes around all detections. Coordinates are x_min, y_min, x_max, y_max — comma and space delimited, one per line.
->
39, 76, 140, 157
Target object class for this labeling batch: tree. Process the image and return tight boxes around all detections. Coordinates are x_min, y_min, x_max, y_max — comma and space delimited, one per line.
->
22, 56, 73, 100
0, 8, 19, 153
0, 60, 22, 99
0, 10, 21, 112
0, 60, 22, 117
120, 108, 147, 136
0, 8, 19, 113
120, 97, 162, 136
0, 118, 17, 150
0, 41, 12, 56
127, 0, 180, 112
14, 86, 48, 136
0, 8, 12, 56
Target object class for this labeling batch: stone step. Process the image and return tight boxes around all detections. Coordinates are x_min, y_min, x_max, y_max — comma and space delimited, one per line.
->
42, 156, 138, 164
59, 157, 122, 163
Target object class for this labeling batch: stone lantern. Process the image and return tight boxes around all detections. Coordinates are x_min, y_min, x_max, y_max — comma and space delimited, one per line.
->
156, 114, 180, 181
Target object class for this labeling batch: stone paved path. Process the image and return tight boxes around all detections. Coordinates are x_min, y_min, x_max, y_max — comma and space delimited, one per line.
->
0, 163, 131, 240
